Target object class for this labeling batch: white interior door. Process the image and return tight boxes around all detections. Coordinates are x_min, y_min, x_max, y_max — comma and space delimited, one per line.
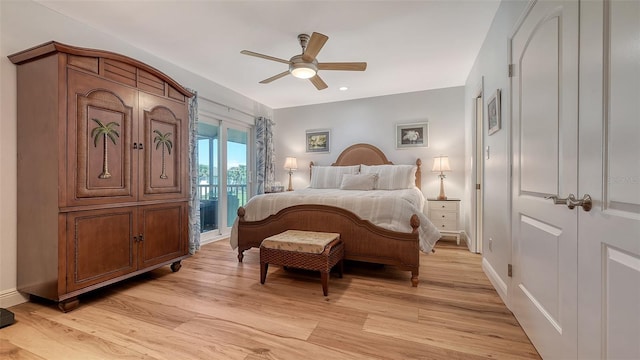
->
578, 1, 640, 358
510, 1, 579, 358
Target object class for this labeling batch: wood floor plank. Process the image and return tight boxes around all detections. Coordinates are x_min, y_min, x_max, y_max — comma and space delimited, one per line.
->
307, 324, 489, 360
37, 306, 247, 360
0, 303, 156, 360
364, 313, 539, 359
174, 315, 371, 360
3, 239, 540, 359
0, 339, 46, 360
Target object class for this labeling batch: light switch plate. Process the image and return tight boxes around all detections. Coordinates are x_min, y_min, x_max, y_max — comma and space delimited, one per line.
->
485, 146, 490, 159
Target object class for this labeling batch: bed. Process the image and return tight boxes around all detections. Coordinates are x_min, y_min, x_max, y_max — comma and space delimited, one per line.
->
231, 143, 441, 286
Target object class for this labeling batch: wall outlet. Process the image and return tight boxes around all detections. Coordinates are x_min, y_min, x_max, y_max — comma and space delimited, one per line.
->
488, 237, 493, 251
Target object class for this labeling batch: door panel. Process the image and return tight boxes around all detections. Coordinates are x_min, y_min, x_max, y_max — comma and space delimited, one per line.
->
578, 1, 640, 358
607, 0, 640, 209
66, 207, 137, 292
519, 16, 559, 195
138, 202, 188, 269
519, 215, 561, 323
511, 1, 578, 358
139, 93, 188, 200
67, 69, 136, 206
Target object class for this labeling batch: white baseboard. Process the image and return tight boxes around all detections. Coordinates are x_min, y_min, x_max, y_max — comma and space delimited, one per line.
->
0, 288, 28, 308
482, 257, 510, 308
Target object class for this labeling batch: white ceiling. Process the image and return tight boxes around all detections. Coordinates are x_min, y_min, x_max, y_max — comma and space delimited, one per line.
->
36, 0, 500, 109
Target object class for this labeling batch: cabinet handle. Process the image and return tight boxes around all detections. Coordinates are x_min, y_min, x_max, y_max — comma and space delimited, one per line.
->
139, 234, 144, 242
442, 215, 445, 218
139, 143, 144, 150
133, 143, 138, 149
133, 236, 138, 242
441, 205, 445, 208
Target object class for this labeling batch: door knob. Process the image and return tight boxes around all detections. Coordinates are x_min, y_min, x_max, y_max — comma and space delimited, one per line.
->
545, 193, 592, 212
567, 194, 592, 212
545, 194, 575, 205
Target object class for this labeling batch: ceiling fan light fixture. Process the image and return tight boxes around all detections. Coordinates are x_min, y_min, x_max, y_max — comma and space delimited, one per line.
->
290, 62, 317, 79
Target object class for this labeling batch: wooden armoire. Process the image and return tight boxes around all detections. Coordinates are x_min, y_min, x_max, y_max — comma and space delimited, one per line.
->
9, 42, 193, 312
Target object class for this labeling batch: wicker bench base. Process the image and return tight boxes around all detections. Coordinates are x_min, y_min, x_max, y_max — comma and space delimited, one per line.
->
260, 238, 344, 296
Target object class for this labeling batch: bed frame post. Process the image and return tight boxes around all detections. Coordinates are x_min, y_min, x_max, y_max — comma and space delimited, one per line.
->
237, 207, 246, 262
415, 158, 422, 189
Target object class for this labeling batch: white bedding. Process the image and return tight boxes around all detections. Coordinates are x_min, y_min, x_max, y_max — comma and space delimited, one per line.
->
229, 187, 441, 253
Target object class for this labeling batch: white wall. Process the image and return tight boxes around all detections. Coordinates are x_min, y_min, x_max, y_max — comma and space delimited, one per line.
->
463, 0, 529, 304
0, 0, 271, 307
273, 87, 466, 205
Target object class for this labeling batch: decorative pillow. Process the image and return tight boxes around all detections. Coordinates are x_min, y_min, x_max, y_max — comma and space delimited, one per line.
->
339, 173, 377, 190
310, 165, 360, 189
360, 164, 417, 190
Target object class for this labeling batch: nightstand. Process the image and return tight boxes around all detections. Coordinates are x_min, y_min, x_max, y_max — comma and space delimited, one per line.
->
428, 198, 462, 245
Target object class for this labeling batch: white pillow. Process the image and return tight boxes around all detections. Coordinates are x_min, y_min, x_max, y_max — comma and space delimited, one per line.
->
360, 164, 417, 190
339, 173, 377, 190
310, 165, 360, 189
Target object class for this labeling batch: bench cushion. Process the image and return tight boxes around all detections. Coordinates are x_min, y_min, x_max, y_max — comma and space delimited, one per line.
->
261, 230, 340, 254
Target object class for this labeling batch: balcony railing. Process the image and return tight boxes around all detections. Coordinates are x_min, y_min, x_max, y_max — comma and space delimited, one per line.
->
197, 184, 248, 232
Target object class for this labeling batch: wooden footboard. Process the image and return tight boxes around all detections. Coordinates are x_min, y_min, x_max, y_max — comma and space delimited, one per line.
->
237, 204, 421, 286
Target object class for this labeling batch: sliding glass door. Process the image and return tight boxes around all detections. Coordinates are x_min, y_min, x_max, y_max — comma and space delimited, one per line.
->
197, 121, 252, 235
197, 123, 219, 233
226, 127, 249, 227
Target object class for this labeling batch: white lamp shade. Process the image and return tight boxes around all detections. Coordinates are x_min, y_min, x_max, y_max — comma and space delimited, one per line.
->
431, 156, 451, 172
284, 157, 298, 170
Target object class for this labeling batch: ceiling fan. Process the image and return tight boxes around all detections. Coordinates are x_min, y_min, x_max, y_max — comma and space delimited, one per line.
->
240, 32, 367, 90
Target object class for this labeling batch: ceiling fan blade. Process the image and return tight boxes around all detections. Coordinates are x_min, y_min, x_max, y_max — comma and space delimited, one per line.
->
318, 62, 367, 71
309, 75, 328, 90
302, 32, 329, 62
241, 50, 291, 65
259, 71, 290, 84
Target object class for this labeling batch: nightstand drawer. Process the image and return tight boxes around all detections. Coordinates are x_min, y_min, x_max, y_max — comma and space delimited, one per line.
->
431, 219, 457, 230
428, 201, 458, 212
430, 210, 457, 221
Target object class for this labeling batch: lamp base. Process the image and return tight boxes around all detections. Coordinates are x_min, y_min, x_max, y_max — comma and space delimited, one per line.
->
437, 175, 447, 200
287, 171, 293, 191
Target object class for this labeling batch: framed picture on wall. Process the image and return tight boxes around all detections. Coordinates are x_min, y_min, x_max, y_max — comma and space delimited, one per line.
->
488, 89, 501, 135
306, 129, 331, 153
396, 122, 429, 149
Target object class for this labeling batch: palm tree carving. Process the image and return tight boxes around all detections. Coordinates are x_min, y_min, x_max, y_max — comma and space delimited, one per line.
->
153, 130, 173, 179
91, 118, 120, 179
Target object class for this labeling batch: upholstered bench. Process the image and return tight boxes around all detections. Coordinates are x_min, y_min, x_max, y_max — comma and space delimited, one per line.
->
260, 230, 344, 296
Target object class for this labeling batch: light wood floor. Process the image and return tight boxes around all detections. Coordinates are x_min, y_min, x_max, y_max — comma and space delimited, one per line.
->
1, 239, 540, 359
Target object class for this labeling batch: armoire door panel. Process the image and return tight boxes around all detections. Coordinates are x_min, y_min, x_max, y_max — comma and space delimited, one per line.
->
146, 108, 179, 191
139, 92, 187, 200
66, 207, 137, 292
138, 202, 188, 269
67, 69, 137, 206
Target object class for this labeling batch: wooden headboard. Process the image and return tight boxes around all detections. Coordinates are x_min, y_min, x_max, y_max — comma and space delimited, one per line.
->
309, 143, 422, 189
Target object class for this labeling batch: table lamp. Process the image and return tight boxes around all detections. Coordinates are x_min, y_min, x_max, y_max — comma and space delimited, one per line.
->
432, 155, 451, 200
284, 157, 297, 191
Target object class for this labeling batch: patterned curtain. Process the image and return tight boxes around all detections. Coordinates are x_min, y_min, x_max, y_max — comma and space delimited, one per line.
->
187, 89, 200, 254
255, 117, 275, 194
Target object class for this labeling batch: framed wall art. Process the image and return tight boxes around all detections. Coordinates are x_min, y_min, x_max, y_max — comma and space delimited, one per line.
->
306, 129, 330, 153
488, 89, 501, 135
396, 122, 429, 149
